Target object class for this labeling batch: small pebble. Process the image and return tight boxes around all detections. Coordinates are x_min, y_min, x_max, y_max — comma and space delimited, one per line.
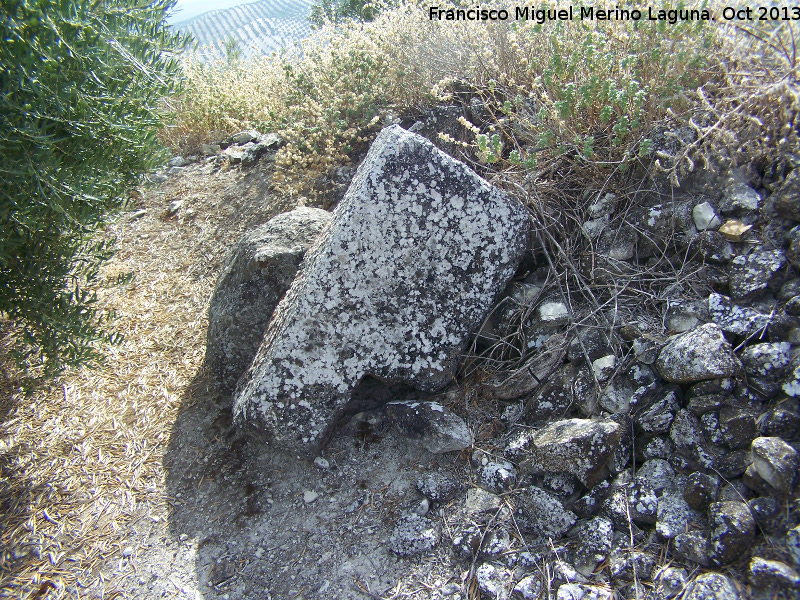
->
303, 490, 319, 503
314, 456, 330, 469
441, 582, 460, 595
121, 546, 133, 558
416, 497, 430, 516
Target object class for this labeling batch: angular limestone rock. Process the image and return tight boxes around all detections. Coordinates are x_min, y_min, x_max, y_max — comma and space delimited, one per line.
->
708, 500, 756, 566
684, 573, 740, 600
385, 400, 472, 454
517, 418, 621, 487
518, 486, 577, 539
656, 323, 742, 383
232, 125, 529, 448
206, 207, 332, 393
751, 436, 800, 495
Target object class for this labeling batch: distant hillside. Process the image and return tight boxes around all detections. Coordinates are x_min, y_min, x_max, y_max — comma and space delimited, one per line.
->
173, 0, 313, 61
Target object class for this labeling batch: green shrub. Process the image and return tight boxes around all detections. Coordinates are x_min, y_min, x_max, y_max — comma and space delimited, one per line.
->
0, 0, 187, 380
309, 0, 377, 28
455, 4, 716, 181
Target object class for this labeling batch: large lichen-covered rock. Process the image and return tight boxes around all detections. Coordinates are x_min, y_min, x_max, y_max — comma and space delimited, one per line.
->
232, 125, 529, 448
655, 323, 742, 383
206, 207, 332, 393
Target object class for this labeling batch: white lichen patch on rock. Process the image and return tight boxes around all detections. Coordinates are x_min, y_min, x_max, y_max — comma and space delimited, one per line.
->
232, 125, 529, 448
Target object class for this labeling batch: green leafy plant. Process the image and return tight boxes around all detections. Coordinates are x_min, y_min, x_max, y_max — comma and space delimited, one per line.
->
224, 36, 242, 64
455, 0, 717, 182
0, 0, 187, 380
309, 0, 379, 28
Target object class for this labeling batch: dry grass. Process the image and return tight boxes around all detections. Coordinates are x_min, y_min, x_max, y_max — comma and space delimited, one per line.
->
0, 160, 287, 598
169, 0, 797, 206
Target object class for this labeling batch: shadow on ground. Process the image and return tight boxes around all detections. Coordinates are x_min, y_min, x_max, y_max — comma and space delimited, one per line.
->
106, 364, 449, 600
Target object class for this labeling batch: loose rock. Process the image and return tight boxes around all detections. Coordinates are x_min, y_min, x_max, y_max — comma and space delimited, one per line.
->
206, 207, 331, 393
751, 436, 800, 495
708, 501, 756, 566
693, 201, 721, 230
389, 514, 440, 555
516, 418, 621, 487
655, 323, 742, 383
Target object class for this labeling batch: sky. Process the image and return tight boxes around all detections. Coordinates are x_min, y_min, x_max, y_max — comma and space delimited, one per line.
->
168, 0, 260, 23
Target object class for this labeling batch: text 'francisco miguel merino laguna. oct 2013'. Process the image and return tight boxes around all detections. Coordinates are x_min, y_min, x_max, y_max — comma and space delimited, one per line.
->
428, 5, 800, 24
